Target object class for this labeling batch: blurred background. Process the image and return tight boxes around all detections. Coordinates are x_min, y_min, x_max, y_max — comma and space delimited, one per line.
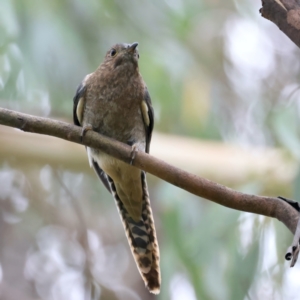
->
1, 0, 300, 299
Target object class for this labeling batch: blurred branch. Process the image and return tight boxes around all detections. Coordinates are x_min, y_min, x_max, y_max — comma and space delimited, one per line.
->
54, 170, 102, 300
0, 124, 295, 189
260, 0, 300, 48
0, 107, 298, 236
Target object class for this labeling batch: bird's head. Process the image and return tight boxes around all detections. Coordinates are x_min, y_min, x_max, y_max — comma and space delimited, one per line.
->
104, 42, 140, 70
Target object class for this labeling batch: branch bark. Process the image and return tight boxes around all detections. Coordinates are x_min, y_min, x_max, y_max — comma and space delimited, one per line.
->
0, 107, 298, 235
260, 0, 300, 47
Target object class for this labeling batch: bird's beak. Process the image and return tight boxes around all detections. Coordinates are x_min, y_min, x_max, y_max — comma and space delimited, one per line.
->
127, 42, 138, 53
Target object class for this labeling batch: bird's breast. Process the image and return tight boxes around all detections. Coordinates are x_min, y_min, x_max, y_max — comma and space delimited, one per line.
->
83, 76, 146, 147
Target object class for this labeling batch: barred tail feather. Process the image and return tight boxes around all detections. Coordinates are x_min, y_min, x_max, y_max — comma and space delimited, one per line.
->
139, 172, 161, 294
107, 172, 161, 294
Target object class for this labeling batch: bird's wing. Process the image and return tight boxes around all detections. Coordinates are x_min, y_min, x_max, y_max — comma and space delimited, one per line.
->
73, 76, 112, 194
73, 81, 86, 126
141, 87, 154, 154
73, 73, 93, 125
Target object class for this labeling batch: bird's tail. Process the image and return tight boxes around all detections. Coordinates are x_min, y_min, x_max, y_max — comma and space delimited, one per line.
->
107, 171, 161, 294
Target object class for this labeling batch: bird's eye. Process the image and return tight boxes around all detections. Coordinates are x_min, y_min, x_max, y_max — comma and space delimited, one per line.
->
110, 49, 117, 57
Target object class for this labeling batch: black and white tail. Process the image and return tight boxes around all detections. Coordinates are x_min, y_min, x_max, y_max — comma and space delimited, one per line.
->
107, 172, 161, 294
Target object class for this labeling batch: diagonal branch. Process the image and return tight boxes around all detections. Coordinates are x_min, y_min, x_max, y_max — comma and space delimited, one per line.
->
0, 106, 298, 236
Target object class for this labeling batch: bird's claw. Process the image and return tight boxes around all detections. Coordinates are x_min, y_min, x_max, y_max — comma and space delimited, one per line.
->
130, 145, 138, 165
81, 124, 93, 143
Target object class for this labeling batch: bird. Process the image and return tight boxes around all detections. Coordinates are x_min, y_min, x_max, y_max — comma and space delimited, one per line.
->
73, 42, 161, 294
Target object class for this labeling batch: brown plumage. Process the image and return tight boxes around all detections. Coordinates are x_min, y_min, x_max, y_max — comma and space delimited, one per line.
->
73, 42, 161, 293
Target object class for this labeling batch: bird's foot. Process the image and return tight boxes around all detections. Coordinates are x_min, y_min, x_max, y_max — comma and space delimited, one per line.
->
130, 144, 138, 165
81, 124, 93, 143
17, 117, 27, 131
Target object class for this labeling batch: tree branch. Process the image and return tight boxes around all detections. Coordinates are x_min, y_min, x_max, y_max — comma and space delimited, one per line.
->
260, 0, 300, 48
0, 107, 298, 237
